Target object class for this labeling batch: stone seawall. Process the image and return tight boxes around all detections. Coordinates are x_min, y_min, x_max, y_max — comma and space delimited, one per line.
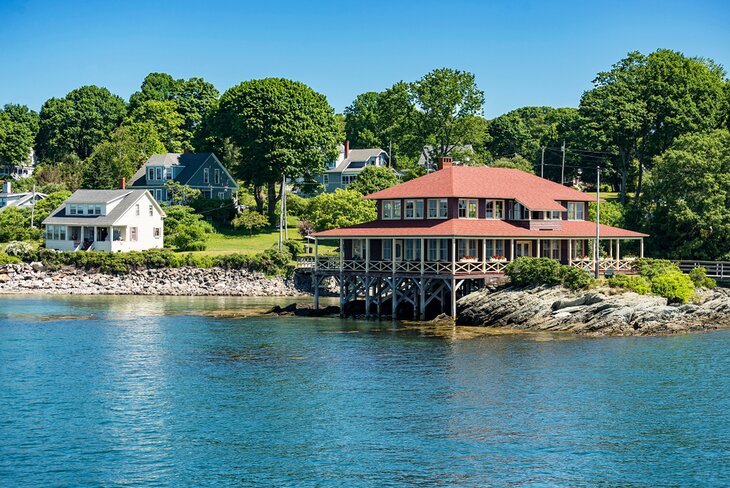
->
0, 263, 312, 297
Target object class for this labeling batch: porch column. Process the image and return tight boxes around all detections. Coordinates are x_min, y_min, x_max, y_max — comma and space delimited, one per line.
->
640, 238, 644, 258
420, 238, 425, 275
616, 239, 620, 262
365, 238, 370, 274
482, 239, 487, 273
314, 238, 319, 272
510, 239, 515, 261
80, 225, 85, 249
451, 238, 456, 274
568, 239, 572, 265
391, 237, 396, 275
536, 239, 541, 258
339, 238, 344, 271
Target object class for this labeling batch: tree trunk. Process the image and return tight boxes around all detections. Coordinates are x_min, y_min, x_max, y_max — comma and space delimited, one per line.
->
267, 180, 279, 224
619, 149, 628, 205
635, 160, 644, 203
253, 185, 265, 214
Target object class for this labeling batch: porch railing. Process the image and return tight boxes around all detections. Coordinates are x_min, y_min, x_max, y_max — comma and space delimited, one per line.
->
298, 258, 509, 275
674, 260, 730, 280
569, 258, 636, 273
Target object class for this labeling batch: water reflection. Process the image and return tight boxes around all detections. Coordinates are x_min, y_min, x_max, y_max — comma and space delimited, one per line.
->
1, 295, 729, 486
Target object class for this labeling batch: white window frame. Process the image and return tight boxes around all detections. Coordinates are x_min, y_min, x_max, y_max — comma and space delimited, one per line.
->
540, 239, 561, 260
404, 199, 424, 219
458, 199, 478, 219
404, 239, 421, 261
427, 199, 448, 219
342, 174, 356, 186
383, 239, 392, 261
512, 202, 530, 220
382, 200, 401, 220
69, 204, 77, 215
485, 200, 505, 219
567, 202, 585, 221
135, 204, 140, 216
352, 239, 365, 259
149, 205, 153, 217
147, 167, 155, 180
153, 227, 161, 239
322, 174, 329, 185
214, 169, 221, 184
203, 168, 210, 184
130, 227, 138, 242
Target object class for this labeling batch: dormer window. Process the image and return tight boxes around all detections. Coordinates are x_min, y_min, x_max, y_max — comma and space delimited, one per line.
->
567, 202, 585, 220
512, 202, 529, 220
147, 167, 154, 180
404, 199, 424, 219
382, 200, 401, 220
458, 199, 477, 219
165, 167, 173, 180
485, 200, 505, 219
427, 199, 448, 219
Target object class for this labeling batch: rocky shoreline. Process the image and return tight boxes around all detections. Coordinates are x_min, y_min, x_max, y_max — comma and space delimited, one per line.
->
0, 263, 309, 297
457, 285, 730, 336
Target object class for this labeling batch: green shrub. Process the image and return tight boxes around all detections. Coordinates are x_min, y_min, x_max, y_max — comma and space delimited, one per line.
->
560, 266, 595, 290
284, 194, 308, 217
0, 253, 21, 265
688, 267, 717, 289
249, 247, 294, 277
650, 269, 695, 304
213, 253, 253, 270
282, 239, 303, 258
608, 274, 652, 295
633, 258, 679, 279
505, 257, 563, 286
3, 241, 34, 258
232, 209, 270, 235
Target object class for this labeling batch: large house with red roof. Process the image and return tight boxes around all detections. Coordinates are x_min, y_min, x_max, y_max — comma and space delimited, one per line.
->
308, 157, 647, 319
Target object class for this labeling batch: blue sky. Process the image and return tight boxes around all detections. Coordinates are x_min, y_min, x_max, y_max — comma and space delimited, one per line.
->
1, 0, 728, 118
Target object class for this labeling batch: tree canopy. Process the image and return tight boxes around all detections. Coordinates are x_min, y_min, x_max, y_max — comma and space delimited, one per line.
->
307, 188, 377, 232
211, 78, 340, 220
36, 85, 127, 162
0, 104, 39, 165
346, 166, 400, 195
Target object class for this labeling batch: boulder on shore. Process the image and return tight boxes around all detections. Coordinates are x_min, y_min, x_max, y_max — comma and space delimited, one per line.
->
457, 285, 730, 336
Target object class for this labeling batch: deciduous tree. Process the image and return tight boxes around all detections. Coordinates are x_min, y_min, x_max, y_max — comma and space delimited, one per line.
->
346, 166, 400, 195
307, 188, 376, 232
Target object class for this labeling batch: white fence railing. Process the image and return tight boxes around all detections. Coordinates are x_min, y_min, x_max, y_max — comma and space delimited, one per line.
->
569, 258, 636, 273
674, 260, 730, 280
298, 258, 510, 275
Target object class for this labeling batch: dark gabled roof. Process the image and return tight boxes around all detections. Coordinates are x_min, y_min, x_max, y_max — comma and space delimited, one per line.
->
129, 152, 216, 187
42, 189, 164, 225
327, 148, 387, 173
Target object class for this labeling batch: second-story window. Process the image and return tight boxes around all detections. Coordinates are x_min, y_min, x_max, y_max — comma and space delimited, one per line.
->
203, 168, 210, 184
382, 200, 401, 220
458, 199, 477, 218
155, 167, 163, 180
147, 167, 155, 180
427, 199, 448, 219
485, 200, 505, 219
567, 202, 585, 220
214, 169, 221, 184
404, 199, 424, 219
512, 202, 530, 220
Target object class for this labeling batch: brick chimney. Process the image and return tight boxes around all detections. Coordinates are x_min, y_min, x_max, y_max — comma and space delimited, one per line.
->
344, 140, 350, 160
119, 177, 126, 190
437, 156, 453, 170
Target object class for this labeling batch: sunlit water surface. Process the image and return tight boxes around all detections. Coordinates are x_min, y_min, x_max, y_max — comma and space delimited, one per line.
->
1, 295, 729, 486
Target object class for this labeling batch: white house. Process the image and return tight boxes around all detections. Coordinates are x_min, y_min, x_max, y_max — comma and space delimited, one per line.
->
0, 181, 47, 211
42, 189, 166, 252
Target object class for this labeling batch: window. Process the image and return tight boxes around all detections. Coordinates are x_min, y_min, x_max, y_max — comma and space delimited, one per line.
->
135, 204, 140, 216
404, 199, 424, 219
540, 239, 561, 260
153, 189, 163, 201
94, 205, 101, 215
547, 210, 561, 220
147, 167, 155, 180
130, 227, 138, 242
165, 167, 173, 180
113, 227, 124, 241
458, 199, 477, 219
427, 239, 449, 262
427, 199, 448, 219
155, 167, 163, 180
149, 205, 153, 217
322, 174, 329, 185
214, 169, 221, 184
352, 239, 365, 259
382, 200, 401, 220
457, 239, 478, 259
485, 200, 505, 219
203, 168, 210, 184
567, 202, 585, 220
342, 174, 356, 186
383, 239, 392, 261
153, 228, 161, 239
45, 225, 66, 240
572, 240, 587, 259
512, 202, 529, 220
404, 239, 421, 261
218, 192, 225, 200
69, 204, 77, 215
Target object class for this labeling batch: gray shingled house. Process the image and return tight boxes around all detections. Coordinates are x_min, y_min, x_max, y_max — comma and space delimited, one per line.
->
314, 141, 389, 193
129, 152, 238, 203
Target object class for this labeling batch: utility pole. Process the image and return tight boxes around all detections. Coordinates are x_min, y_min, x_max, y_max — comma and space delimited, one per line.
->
595, 165, 601, 279
389, 140, 392, 168
540, 146, 545, 178
560, 141, 566, 185
278, 174, 286, 250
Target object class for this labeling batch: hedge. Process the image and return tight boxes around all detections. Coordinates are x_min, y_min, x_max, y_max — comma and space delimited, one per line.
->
505, 257, 594, 290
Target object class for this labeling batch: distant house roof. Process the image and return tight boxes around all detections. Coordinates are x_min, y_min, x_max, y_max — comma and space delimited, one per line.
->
0, 192, 48, 210
129, 152, 237, 188
313, 219, 647, 239
327, 148, 387, 173
364, 166, 596, 211
42, 189, 165, 226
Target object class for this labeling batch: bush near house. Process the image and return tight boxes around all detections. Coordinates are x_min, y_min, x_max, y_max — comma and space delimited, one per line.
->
232, 209, 269, 235
622, 258, 698, 303
0, 246, 295, 276
163, 205, 215, 251
505, 257, 594, 290
688, 267, 717, 289
607, 274, 652, 295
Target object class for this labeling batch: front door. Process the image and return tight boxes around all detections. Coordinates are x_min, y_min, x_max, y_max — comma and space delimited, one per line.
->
515, 240, 532, 258
394, 239, 404, 262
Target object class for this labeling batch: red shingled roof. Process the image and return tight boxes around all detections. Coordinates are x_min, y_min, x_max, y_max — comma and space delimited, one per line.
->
313, 219, 647, 239
365, 166, 597, 211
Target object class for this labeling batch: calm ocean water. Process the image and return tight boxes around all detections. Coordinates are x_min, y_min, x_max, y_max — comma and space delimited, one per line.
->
1, 295, 729, 487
